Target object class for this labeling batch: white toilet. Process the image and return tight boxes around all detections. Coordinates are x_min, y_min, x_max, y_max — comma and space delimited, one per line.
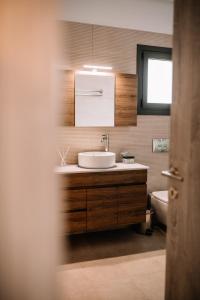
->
151, 190, 168, 226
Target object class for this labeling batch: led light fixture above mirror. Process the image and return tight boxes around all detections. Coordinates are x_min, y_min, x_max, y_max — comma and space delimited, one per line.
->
76, 70, 114, 76
76, 65, 113, 76
83, 65, 112, 70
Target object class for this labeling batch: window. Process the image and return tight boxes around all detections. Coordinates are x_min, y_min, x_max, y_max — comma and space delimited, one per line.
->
137, 45, 172, 115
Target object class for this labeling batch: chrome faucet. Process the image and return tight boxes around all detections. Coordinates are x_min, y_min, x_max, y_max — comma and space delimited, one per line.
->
101, 134, 109, 152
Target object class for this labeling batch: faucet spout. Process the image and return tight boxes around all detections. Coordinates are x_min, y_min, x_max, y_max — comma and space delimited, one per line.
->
101, 134, 109, 152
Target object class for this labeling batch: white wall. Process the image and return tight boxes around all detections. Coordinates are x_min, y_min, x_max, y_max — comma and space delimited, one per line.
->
60, 0, 173, 34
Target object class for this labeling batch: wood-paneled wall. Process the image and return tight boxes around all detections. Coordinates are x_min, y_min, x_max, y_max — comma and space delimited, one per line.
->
57, 21, 172, 192
60, 21, 172, 74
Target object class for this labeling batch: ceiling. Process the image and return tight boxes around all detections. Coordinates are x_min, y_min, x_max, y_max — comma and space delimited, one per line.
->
60, 0, 174, 35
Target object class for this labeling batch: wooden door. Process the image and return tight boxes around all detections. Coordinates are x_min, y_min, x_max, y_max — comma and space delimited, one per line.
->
165, 0, 200, 299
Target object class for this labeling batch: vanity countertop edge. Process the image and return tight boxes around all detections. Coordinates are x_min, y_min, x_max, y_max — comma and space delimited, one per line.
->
55, 162, 149, 175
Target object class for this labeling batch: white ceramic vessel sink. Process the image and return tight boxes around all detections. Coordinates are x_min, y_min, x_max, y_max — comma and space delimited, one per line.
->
78, 151, 116, 169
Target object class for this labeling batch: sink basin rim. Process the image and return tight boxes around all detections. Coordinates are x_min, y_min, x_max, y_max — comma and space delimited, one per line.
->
78, 151, 115, 157
78, 151, 116, 169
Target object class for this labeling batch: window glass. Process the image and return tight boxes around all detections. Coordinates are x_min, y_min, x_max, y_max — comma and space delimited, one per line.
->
147, 58, 172, 104
137, 45, 172, 115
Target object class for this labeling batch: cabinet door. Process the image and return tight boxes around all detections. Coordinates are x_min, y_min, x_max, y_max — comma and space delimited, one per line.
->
59, 70, 75, 126
118, 185, 147, 225
87, 187, 117, 231
115, 73, 137, 126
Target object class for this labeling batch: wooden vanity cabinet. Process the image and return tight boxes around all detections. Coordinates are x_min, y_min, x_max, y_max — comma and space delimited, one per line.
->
60, 169, 147, 234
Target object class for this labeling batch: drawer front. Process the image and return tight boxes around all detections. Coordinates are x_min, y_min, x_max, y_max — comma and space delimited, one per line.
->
61, 170, 147, 188
63, 211, 86, 234
87, 187, 118, 231
118, 213, 145, 225
61, 189, 86, 212
118, 185, 147, 225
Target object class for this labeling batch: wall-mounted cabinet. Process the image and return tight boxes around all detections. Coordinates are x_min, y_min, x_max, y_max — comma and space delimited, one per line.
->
58, 21, 139, 127
58, 70, 137, 127
58, 70, 75, 126
115, 73, 137, 126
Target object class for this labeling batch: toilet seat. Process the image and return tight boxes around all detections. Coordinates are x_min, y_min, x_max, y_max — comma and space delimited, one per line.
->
151, 190, 168, 226
152, 190, 168, 204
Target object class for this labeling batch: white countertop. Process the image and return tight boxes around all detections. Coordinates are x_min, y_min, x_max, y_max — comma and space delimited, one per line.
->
55, 162, 149, 174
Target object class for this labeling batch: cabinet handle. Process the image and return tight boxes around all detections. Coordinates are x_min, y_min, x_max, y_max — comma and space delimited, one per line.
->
76, 89, 103, 96
66, 208, 86, 213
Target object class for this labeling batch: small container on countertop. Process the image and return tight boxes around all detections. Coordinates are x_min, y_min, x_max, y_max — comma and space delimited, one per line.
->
122, 157, 135, 164
121, 151, 135, 164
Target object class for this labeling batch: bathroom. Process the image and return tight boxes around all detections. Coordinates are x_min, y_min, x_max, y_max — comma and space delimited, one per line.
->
1, 1, 200, 300
56, 0, 171, 298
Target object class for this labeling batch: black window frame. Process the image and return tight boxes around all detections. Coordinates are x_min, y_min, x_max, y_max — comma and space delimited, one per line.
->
137, 44, 172, 115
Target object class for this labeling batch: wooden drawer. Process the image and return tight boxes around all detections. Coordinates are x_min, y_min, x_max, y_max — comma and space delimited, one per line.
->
87, 187, 118, 231
63, 211, 86, 234
61, 189, 86, 212
118, 213, 145, 225
61, 170, 147, 188
118, 185, 147, 225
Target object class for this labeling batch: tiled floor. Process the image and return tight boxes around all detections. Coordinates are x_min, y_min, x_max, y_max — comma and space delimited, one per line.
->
59, 227, 166, 300
61, 226, 166, 264
58, 250, 166, 300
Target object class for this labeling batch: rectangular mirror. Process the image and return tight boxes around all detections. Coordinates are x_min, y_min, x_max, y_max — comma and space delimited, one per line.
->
75, 72, 115, 127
